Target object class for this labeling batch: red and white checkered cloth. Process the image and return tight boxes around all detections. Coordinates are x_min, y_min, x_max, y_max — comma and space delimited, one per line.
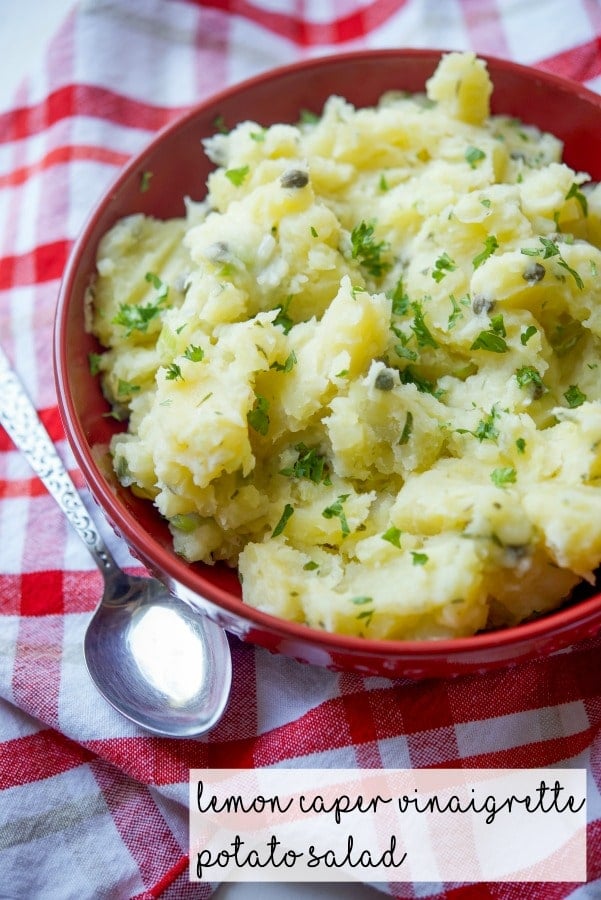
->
1, 1, 601, 897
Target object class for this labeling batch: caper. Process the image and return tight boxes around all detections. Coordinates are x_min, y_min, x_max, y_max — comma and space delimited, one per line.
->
280, 169, 309, 189
472, 295, 496, 315
375, 369, 395, 391
522, 262, 545, 283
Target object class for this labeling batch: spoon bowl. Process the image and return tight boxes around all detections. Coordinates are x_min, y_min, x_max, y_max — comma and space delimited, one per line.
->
84, 565, 231, 736
0, 344, 232, 738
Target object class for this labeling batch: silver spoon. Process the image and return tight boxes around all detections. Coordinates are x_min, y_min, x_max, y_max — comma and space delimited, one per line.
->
0, 345, 232, 737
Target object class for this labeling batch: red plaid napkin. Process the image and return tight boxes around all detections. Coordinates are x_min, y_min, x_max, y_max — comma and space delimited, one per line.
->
1, 1, 601, 897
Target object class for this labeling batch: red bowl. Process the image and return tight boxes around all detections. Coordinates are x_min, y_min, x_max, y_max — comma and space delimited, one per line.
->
54, 49, 601, 678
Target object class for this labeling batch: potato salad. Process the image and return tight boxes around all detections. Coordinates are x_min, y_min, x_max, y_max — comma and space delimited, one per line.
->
89, 51, 601, 640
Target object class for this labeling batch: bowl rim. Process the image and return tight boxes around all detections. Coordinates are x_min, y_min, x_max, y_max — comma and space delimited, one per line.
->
54, 46, 601, 662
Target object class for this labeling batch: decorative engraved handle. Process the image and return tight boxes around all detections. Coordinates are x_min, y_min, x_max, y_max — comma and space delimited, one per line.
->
0, 345, 117, 575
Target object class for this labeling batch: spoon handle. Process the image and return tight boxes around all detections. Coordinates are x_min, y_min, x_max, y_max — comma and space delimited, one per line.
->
0, 344, 118, 575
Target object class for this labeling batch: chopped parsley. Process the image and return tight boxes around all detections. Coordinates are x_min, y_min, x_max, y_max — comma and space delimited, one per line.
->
273, 296, 294, 334
117, 378, 140, 396
351, 595, 374, 626
115, 455, 132, 483
217, 262, 235, 279
490, 466, 517, 487
515, 365, 544, 390
460, 405, 500, 442
250, 128, 266, 142
322, 494, 350, 537
476, 411, 499, 442
490, 313, 506, 336
247, 394, 270, 435
399, 410, 413, 445
389, 277, 410, 316
470, 314, 507, 353
145, 271, 169, 299
550, 319, 583, 357
280, 443, 331, 484
410, 301, 438, 348
521, 237, 583, 289
272, 503, 294, 537
565, 182, 588, 217
520, 325, 537, 346
516, 437, 527, 454
139, 170, 153, 193
432, 251, 456, 283
213, 115, 229, 133
447, 294, 466, 330
451, 361, 478, 381
111, 273, 169, 336
104, 407, 128, 423
271, 351, 297, 373
299, 109, 320, 124
310, 226, 318, 237
184, 344, 205, 362
225, 165, 250, 187
381, 526, 402, 548
522, 237, 558, 259
564, 384, 587, 408
411, 551, 429, 566
465, 146, 486, 168
88, 352, 102, 376
394, 334, 418, 362
165, 363, 184, 381
350, 220, 391, 278
379, 174, 389, 191
399, 366, 441, 397
557, 256, 585, 290
472, 235, 499, 270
